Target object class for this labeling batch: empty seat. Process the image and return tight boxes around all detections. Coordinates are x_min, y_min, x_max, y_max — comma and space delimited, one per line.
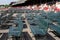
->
30, 25, 47, 36
49, 23, 60, 35
29, 20, 48, 36
26, 13, 34, 20
47, 11, 60, 22
1, 13, 14, 24
40, 10, 47, 17
47, 11, 56, 20
9, 19, 23, 36
28, 15, 49, 36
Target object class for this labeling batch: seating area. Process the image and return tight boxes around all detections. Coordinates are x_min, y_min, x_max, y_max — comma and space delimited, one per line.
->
0, 0, 60, 40
9, 18, 23, 36
1, 12, 13, 24
0, 8, 60, 40
26, 10, 60, 37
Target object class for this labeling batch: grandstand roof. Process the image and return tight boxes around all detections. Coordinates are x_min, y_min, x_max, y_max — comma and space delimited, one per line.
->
10, 0, 59, 7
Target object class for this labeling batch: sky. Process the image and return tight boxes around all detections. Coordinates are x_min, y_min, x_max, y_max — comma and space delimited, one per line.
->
0, 0, 18, 5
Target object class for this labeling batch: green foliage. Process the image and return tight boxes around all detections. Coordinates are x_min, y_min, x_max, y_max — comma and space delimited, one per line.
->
0, 5, 10, 8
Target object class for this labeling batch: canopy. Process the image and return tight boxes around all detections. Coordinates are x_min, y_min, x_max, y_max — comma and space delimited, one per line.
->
11, 0, 58, 6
